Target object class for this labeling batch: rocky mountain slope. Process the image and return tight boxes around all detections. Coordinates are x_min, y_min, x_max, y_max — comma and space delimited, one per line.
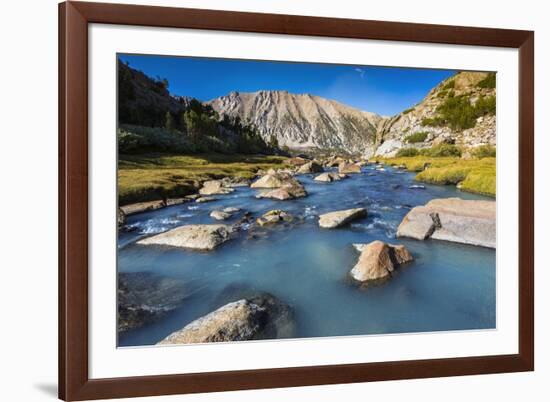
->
209, 91, 386, 154
375, 71, 496, 156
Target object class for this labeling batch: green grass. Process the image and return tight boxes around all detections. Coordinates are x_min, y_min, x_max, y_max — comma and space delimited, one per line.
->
471, 145, 496, 158
404, 131, 428, 143
384, 155, 496, 197
396, 144, 462, 158
118, 153, 289, 205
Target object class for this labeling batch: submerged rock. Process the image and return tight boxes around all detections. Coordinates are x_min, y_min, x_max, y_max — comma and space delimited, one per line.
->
157, 294, 295, 345
137, 224, 232, 251
118, 272, 187, 333
256, 210, 293, 226
338, 162, 362, 174
318, 208, 367, 228
199, 180, 235, 195
350, 241, 414, 283
210, 210, 232, 221
397, 197, 496, 248
210, 207, 241, 221
314, 172, 347, 182
223, 207, 240, 214
296, 160, 324, 174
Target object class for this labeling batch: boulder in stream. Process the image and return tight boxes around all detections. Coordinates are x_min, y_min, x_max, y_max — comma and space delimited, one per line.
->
210, 210, 232, 221
256, 210, 293, 226
253, 174, 307, 200
199, 180, 235, 195
296, 160, 324, 174
157, 293, 295, 344
137, 224, 232, 251
350, 241, 414, 283
338, 162, 362, 174
251, 172, 299, 189
396, 197, 496, 248
314, 172, 347, 182
318, 208, 367, 228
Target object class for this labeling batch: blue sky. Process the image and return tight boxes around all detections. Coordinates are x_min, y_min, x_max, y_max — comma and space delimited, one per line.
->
119, 54, 455, 116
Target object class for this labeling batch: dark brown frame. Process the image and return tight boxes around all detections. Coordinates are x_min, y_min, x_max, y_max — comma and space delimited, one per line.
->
59, 1, 534, 400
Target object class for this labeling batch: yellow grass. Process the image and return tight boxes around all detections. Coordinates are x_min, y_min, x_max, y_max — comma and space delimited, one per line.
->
383, 156, 496, 197
118, 153, 289, 205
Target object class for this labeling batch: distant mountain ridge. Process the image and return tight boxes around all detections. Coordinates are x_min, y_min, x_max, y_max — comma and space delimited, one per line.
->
118, 59, 496, 157
208, 90, 386, 154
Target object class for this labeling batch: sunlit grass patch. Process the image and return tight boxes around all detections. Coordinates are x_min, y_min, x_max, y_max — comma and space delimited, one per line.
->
118, 153, 289, 205
384, 156, 496, 197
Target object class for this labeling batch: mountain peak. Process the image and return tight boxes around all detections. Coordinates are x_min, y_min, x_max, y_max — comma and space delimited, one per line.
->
208, 90, 384, 153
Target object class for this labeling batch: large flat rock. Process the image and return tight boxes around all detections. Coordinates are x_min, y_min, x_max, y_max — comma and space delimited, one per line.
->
318, 208, 367, 228
397, 197, 496, 248
137, 224, 232, 251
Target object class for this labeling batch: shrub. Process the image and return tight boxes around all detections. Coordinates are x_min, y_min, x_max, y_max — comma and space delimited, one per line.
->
420, 144, 462, 157
405, 131, 429, 143
437, 90, 448, 98
474, 95, 496, 116
396, 147, 419, 157
471, 145, 496, 158
442, 79, 455, 90
427, 94, 496, 131
421, 117, 445, 127
477, 72, 496, 89
402, 107, 415, 114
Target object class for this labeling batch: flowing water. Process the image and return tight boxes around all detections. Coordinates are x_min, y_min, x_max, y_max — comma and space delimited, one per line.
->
118, 165, 496, 347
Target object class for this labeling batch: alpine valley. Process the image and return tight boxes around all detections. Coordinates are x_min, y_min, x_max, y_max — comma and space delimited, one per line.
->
118, 61, 496, 158
117, 58, 497, 347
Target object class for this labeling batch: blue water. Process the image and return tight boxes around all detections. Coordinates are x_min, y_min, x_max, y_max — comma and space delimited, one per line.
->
118, 165, 496, 347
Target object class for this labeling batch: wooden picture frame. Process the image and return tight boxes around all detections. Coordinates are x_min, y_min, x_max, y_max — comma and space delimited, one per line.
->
59, 1, 534, 400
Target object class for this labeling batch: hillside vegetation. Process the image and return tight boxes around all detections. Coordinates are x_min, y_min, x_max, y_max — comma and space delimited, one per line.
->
118, 60, 278, 156
376, 71, 497, 157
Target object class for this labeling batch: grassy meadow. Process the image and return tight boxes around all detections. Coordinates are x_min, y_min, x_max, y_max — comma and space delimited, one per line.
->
118, 153, 289, 205
384, 156, 496, 197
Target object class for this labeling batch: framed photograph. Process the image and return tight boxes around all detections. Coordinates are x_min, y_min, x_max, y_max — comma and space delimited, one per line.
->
59, 1, 534, 400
